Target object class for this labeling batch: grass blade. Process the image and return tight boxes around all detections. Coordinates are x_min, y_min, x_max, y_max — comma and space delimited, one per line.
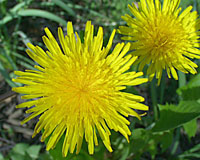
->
18, 9, 67, 26
0, 61, 17, 87
51, 0, 76, 17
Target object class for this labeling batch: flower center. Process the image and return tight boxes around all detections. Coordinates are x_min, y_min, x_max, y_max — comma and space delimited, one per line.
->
142, 15, 186, 55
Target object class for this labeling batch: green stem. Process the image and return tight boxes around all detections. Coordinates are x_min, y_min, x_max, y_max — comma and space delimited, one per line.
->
171, 128, 181, 155
178, 71, 186, 88
150, 78, 158, 121
160, 72, 166, 104
171, 71, 186, 154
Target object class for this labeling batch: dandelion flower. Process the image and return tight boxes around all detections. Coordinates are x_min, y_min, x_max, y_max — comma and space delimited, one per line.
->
118, 0, 200, 84
12, 21, 148, 156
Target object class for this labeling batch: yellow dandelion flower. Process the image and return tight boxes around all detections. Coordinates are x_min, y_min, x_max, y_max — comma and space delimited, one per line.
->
12, 21, 148, 156
118, 0, 200, 84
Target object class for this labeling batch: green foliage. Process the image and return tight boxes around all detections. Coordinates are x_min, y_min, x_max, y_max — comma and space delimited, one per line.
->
152, 101, 200, 132
0, 143, 50, 160
18, 9, 67, 26
183, 119, 198, 138
177, 73, 200, 101
178, 143, 200, 159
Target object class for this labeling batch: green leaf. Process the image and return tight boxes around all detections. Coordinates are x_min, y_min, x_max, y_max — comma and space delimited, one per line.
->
158, 131, 173, 152
130, 129, 157, 159
183, 119, 197, 138
12, 143, 29, 156
119, 145, 129, 160
18, 9, 67, 26
178, 86, 200, 101
152, 101, 200, 132
10, 154, 25, 160
38, 152, 53, 160
72, 151, 94, 160
186, 73, 200, 88
177, 73, 200, 101
26, 145, 42, 159
0, 153, 4, 160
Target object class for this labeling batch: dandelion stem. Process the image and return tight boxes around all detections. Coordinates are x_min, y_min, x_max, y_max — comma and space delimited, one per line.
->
171, 71, 186, 154
178, 71, 186, 88
159, 72, 166, 104
150, 78, 158, 121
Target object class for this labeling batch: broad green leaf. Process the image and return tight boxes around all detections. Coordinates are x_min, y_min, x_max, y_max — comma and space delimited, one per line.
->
152, 101, 200, 132
186, 73, 200, 88
10, 154, 25, 160
26, 145, 42, 159
12, 143, 29, 156
38, 152, 53, 160
0, 153, 4, 160
183, 119, 197, 138
178, 86, 200, 101
18, 9, 67, 26
177, 73, 200, 101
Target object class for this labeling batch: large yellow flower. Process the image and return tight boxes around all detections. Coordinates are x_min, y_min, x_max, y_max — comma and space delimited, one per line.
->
118, 0, 200, 84
12, 21, 148, 156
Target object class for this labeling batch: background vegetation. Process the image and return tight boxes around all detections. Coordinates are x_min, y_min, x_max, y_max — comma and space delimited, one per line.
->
0, 0, 200, 159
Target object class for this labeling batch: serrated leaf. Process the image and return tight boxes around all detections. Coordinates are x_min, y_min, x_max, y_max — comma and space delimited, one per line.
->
152, 101, 200, 132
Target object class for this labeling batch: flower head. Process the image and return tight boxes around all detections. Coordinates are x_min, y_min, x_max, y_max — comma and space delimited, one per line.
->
118, 0, 200, 84
12, 21, 148, 156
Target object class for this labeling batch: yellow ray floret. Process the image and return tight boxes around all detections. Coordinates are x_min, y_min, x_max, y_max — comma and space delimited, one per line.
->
118, 0, 200, 84
12, 21, 148, 156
